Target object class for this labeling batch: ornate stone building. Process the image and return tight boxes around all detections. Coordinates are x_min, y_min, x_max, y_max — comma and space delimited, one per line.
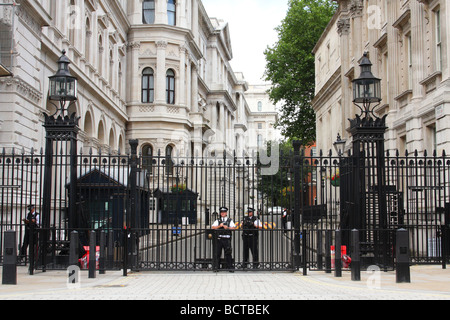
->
312, 0, 450, 155
0, 0, 278, 158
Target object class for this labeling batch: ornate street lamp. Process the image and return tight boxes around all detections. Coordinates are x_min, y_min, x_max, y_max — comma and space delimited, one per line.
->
352, 52, 381, 118
41, 49, 80, 257
48, 50, 78, 116
346, 52, 389, 254
333, 133, 346, 156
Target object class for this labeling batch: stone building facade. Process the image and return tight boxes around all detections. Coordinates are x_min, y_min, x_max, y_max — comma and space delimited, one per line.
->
0, 0, 278, 159
312, 0, 450, 156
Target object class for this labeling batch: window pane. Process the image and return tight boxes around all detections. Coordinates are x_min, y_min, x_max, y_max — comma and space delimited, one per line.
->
149, 75, 154, 88
143, 76, 148, 88
142, 90, 148, 103
149, 90, 154, 103
143, 0, 155, 24
143, 0, 155, 9
168, 0, 176, 26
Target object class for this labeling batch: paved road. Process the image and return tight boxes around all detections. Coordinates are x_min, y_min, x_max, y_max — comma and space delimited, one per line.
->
0, 265, 449, 306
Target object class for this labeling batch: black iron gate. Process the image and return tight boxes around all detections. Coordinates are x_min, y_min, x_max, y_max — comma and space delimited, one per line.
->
1, 140, 450, 272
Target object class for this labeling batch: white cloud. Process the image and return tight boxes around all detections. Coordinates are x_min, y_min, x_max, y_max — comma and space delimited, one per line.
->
202, 0, 288, 83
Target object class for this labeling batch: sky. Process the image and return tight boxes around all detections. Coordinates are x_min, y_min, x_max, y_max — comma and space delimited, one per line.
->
202, 0, 289, 84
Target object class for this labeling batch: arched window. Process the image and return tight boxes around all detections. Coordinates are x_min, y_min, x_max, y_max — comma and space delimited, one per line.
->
166, 69, 175, 104
142, 144, 153, 174
85, 17, 91, 60
167, 0, 176, 26
142, 68, 155, 103
257, 134, 263, 149
257, 101, 263, 111
165, 145, 174, 175
98, 34, 104, 74
143, 0, 155, 24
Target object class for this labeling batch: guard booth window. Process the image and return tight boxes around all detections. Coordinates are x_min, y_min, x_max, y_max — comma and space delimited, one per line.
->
87, 201, 112, 230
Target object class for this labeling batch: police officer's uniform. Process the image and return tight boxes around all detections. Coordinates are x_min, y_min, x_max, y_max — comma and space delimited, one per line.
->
212, 207, 236, 271
20, 204, 40, 256
242, 208, 262, 268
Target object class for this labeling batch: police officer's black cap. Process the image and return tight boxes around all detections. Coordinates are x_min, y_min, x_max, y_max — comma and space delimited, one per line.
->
248, 207, 255, 212
27, 204, 35, 210
219, 207, 228, 212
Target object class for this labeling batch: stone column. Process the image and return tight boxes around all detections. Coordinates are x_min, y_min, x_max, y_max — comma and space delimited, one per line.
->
191, 64, 199, 112
155, 0, 167, 24
337, 16, 351, 138
192, 0, 199, 44
128, 42, 140, 102
411, 1, 425, 101
179, 46, 187, 108
156, 41, 168, 104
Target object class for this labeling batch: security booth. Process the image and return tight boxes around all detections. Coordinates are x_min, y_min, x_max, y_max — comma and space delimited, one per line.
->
74, 168, 152, 240
153, 187, 198, 225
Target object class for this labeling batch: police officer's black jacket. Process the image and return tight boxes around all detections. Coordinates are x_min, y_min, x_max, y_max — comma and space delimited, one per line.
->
242, 216, 258, 236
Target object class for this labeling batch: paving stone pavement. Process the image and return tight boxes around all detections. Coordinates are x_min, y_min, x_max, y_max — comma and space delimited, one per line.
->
0, 265, 449, 302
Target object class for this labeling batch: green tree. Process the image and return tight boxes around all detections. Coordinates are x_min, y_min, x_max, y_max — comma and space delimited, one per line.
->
264, 0, 337, 146
257, 140, 311, 209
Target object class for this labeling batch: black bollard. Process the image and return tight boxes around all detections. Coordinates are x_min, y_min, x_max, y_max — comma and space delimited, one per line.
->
2, 230, 17, 285
351, 229, 361, 281
396, 228, 410, 283
335, 230, 342, 277
99, 231, 106, 275
89, 231, 96, 279
107, 230, 114, 269
325, 230, 331, 273
69, 231, 79, 266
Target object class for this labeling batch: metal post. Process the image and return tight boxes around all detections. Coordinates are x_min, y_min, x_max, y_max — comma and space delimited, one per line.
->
317, 230, 323, 271
302, 229, 307, 275
69, 231, 79, 266
28, 223, 35, 276
108, 230, 114, 269
99, 231, 106, 274
123, 228, 128, 277
131, 231, 137, 272
441, 225, 446, 270
40, 134, 53, 273
89, 231, 96, 279
325, 230, 331, 273
293, 141, 302, 268
335, 229, 342, 277
444, 203, 450, 269
396, 228, 410, 283
128, 139, 139, 230
351, 229, 360, 281
2, 230, 17, 285
68, 131, 78, 230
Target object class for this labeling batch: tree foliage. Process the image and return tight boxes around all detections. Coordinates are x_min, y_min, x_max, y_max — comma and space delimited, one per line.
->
264, 0, 337, 145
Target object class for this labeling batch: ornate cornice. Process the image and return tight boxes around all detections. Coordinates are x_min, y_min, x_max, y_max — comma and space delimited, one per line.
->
0, 77, 42, 103
337, 18, 351, 36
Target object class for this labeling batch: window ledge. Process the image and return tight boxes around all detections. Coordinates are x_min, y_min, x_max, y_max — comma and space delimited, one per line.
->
419, 71, 442, 93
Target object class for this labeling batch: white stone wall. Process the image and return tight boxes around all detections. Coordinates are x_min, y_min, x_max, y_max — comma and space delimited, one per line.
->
0, 0, 271, 159
313, 0, 450, 156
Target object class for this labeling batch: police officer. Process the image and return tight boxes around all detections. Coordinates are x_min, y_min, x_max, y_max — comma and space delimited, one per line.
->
20, 204, 40, 257
242, 207, 262, 269
281, 208, 288, 232
212, 207, 236, 271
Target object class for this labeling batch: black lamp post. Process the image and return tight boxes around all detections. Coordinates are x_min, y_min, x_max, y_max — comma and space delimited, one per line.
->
346, 53, 389, 267
40, 50, 80, 273
352, 52, 382, 119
